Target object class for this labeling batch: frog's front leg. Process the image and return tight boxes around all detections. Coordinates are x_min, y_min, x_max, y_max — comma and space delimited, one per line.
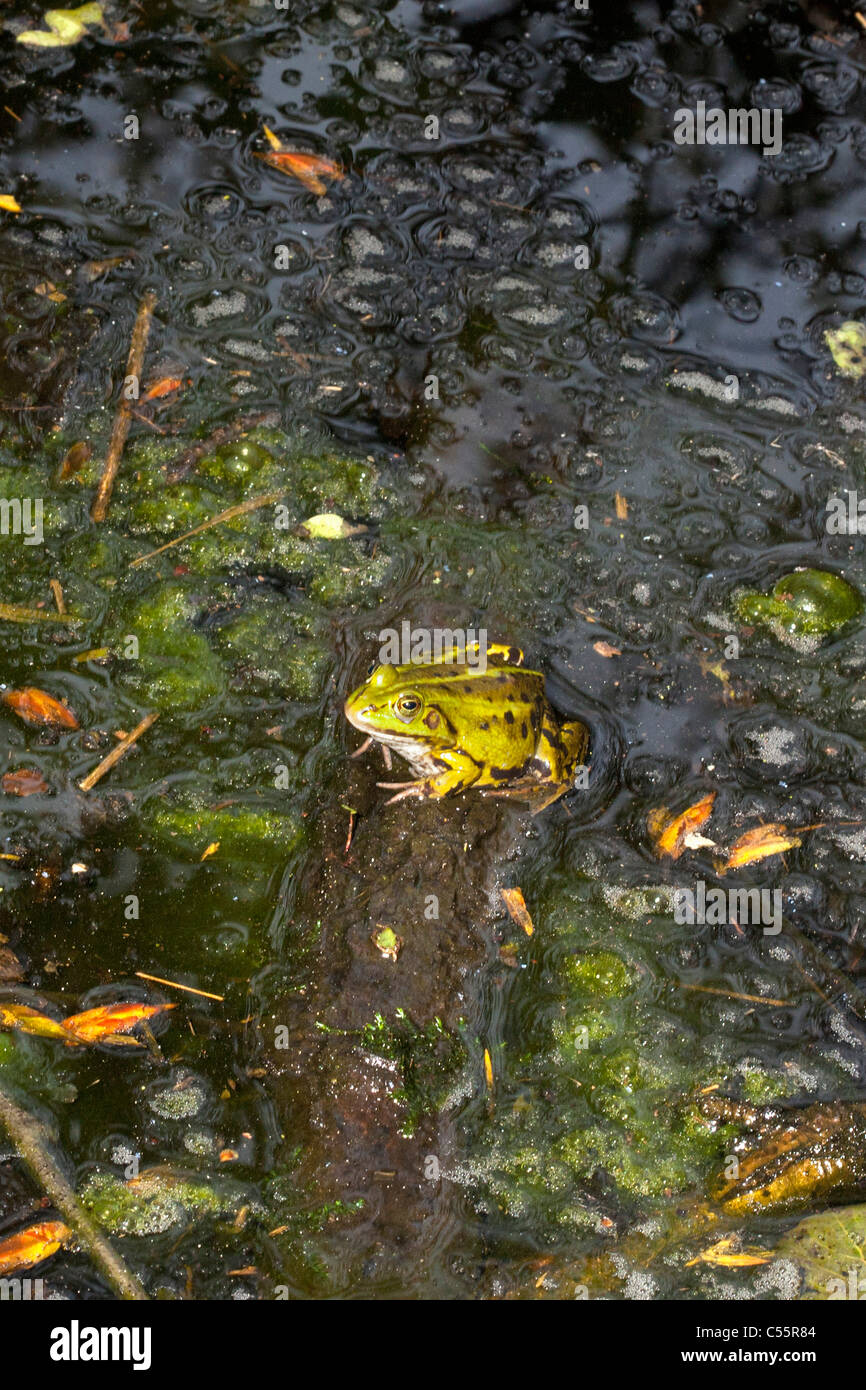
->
377, 751, 482, 804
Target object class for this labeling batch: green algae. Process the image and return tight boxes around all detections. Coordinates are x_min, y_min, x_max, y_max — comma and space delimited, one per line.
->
108, 582, 225, 711
148, 799, 304, 863
734, 568, 862, 640
80, 1168, 252, 1237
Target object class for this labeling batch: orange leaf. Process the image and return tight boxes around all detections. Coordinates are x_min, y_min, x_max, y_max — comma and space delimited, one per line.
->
257, 147, 343, 195
2, 687, 79, 729
719, 824, 801, 873
2, 768, 49, 796
614, 492, 628, 520
648, 792, 716, 860
0, 1003, 77, 1042
593, 641, 621, 658
0, 1221, 71, 1275
500, 886, 534, 937
61, 1001, 175, 1044
142, 376, 185, 401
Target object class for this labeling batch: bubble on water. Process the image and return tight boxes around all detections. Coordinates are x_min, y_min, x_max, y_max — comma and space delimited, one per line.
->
536, 242, 577, 267
743, 394, 801, 417
507, 303, 564, 327
717, 287, 762, 323
192, 290, 248, 326
336, 4, 363, 24
346, 226, 387, 261
184, 1129, 217, 1157
667, 371, 733, 402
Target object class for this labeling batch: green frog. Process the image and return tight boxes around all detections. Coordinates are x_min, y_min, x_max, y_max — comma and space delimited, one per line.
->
344, 643, 589, 812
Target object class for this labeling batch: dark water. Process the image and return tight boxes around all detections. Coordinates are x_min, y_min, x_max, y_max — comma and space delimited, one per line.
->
1, 0, 866, 1300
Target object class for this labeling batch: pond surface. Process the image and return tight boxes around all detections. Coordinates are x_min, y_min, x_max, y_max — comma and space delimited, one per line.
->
1, 0, 866, 1300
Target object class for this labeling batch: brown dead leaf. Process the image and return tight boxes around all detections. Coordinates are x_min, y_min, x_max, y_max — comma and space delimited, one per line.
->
648, 792, 716, 860
719, 823, 802, 873
2, 769, 49, 796
501, 886, 534, 937
0, 946, 24, 983
57, 440, 92, 480
0, 1221, 71, 1275
2, 687, 79, 729
614, 492, 628, 520
593, 641, 621, 658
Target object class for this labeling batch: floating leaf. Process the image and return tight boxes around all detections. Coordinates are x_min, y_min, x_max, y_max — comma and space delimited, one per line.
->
0, 1002, 74, 1041
825, 321, 866, 379
483, 1047, 494, 1091
500, 886, 534, 937
257, 128, 344, 194
614, 492, 628, 520
58, 440, 92, 479
648, 792, 716, 860
0, 1221, 71, 1275
34, 281, 66, 303
200, 841, 219, 862
61, 1001, 174, 1044
2, 687, 79, 729
2, 768, 49, 796
0, 946, 24, 983
686, 1236, 770, 1269
298, 512, 367, 540
17, 4, 104, 47
775, 1205, 866, 1299
720, 823, 801, 873
592, 640, 621, 658
142, 376, 186, 401
0, 195, 21, 214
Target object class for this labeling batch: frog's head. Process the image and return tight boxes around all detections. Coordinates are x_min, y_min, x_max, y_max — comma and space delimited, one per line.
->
344, 661, 446, 748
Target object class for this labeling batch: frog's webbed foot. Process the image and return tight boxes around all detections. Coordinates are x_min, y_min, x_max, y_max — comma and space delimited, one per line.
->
377, 778, 426, 805
480, 778, 571, 814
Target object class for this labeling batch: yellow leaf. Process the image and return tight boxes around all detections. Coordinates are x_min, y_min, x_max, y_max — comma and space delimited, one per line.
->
0, 1003, 75, 1042
720, 823, 801, 873
648, 792, 716, 860
17, 4, 104, 46
0, 195, 21, 213
299, 513, 366, 539
500, 886, 534, 937
686, 1236, 770, 1269
825, 321, 866, 379
483, 1047, 494, 1091
200, 841, 219, 861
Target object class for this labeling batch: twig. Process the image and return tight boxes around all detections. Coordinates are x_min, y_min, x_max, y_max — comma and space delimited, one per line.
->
49, 579, 66, 616
135, 971, 224, 1002
91, 291, 157, 522
0, 1076, 148, 1300
679, 983, 788, 1007
78, 712, 158, 790
0, 603, 80, 624
129, 490, 285, 567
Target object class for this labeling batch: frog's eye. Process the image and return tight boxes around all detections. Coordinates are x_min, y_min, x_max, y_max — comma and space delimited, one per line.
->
395, 693, 422, 720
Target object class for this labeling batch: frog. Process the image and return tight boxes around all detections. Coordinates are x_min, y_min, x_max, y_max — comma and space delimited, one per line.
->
344, 642, 589, 812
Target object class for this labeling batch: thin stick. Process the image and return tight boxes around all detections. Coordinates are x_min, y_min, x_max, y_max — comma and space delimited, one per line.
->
0, 603, 80, 624
49, 579, 66, 615
78, 712, 158, 791
135, 971, 224, 1002
91, 291, 157, 522
0, 1076, 148, 1300
129, 489, 284, 567
679, 983, 788, 1007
